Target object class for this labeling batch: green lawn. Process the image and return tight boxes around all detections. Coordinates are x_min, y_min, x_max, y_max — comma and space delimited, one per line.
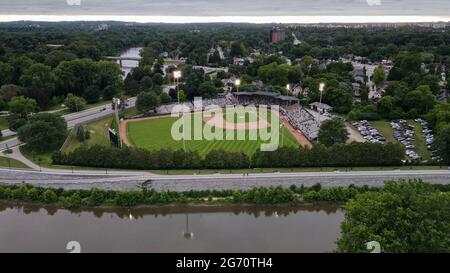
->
371, 121, 396, 143
20, 145, 55, 167
127, 110, 298, 157
63, 116, 113, 153
409, 120, 432, 161
0, 156, 29, 169
0, 116, 9, 131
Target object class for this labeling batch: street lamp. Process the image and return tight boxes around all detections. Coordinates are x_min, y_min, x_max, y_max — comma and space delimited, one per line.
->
173, 70, 182, 104
235, 78, 241, 92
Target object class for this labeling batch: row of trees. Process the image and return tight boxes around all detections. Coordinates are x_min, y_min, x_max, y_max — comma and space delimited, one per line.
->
0, 183, 298, 208
52, 142, 405, 170
0, 58, 122, 110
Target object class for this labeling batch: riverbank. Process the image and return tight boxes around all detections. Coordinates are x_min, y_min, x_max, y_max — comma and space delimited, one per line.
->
0, 183, 361, 209
0, 180, 448, 210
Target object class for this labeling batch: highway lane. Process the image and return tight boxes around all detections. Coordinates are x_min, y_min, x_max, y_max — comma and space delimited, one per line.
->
0, 97, 136, 151
0, 168, 449, 191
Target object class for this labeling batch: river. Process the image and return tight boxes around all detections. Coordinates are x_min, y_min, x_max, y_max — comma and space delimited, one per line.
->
118, 47, 142, 78
0, 203, 344, 253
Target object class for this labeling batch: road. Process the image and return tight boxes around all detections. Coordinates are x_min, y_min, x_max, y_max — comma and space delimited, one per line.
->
0, 98, 136, 151
0, 168, 448, 192
0, 96, 448, 192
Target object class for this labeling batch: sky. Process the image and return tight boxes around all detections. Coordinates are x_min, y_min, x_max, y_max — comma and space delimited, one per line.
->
0, 0, 449, 23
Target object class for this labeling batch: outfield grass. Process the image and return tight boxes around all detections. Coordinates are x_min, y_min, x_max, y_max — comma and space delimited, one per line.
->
0, 156, 29, 169
127, 110, 299, 157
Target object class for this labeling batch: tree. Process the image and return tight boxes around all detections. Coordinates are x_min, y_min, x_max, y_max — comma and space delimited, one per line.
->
54, 59, 98, 97
0, 84, 20, 102
83, 85, 101, 103
76, 126, 89, 142
359, 85, 369, 103
420, 74, 441, 94
160, 92, 172, 104
377, 96, 396, 116
198, 81, 218, 98
20, 63, 56, 109
435, 126, 450, 163
403, 85, 435, 115
95, 61, 122, 90
323, 87, 353, 114
178, 90, 186, 102
337, 180, 450, 253
102, 85, 119, 100
64, 93, 86, 112
18, 113, 67, 151
123, 75, 140, 96
373, 66, 386, 87
230, 42, 245, 57
8, 96, 39, 119
136, 91, 161, 113
258, 62, 290, 87
0, 62, 14, 86
318, 118, 349, 147
0, 97, 6, 112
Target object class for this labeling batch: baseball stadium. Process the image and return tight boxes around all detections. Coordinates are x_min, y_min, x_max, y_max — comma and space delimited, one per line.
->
119, 93, 314, 157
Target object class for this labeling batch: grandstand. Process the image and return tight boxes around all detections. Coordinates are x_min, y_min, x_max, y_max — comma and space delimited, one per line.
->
152, 93, 319, 142
284, 104, 320, 141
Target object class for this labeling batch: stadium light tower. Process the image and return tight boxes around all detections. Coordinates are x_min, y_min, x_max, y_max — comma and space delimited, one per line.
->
174, 70, 182, 104
235, 78, 241, 92
317, 82, 326, 143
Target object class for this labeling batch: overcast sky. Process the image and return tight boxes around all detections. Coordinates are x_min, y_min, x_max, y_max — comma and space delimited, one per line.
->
0, 0, 449, 23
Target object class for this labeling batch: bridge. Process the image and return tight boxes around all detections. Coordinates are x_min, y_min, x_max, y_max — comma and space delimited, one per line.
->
104, 56, 142, 68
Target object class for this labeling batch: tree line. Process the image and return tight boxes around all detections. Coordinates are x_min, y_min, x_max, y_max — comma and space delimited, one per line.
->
52, 142, 405, 170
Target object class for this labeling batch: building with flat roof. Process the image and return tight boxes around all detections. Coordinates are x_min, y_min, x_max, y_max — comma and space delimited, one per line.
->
270, 27, 286, 44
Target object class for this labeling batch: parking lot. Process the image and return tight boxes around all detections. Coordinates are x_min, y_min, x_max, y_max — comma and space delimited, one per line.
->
391, 120, 420, 160
415, 118, 441, 162
352, 120, 386, 144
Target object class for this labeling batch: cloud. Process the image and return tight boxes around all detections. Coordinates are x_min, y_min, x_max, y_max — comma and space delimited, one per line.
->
0, 0, 448, 16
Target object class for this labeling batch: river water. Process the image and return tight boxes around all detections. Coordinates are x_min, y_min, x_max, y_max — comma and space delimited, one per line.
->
118, 47, 142, 78
0, 203, 344, 253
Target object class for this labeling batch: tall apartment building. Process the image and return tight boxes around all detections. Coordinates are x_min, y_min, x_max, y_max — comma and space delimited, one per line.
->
270, 27, 286, 44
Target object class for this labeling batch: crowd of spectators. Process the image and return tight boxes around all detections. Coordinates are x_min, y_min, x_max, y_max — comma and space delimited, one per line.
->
284, 105, 319, 141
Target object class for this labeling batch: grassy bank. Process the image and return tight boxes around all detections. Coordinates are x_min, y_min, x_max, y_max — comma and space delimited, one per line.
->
0, 180, 448, 210
62, 117, 113, 153
0, 156, 29, 169
0, 116, 8, 131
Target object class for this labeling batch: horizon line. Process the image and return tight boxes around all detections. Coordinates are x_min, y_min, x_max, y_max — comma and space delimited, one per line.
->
0, 15, 449, 24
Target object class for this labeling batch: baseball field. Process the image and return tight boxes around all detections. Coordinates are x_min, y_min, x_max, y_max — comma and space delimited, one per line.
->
123, 108, 299, 157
